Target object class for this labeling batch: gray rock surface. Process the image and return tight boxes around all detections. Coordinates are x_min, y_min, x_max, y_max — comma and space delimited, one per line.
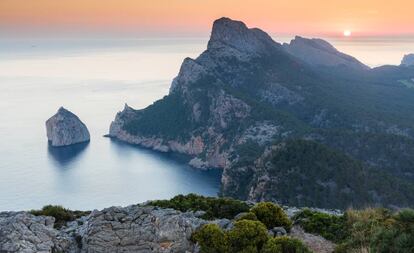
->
0, 212, 75, 253
46, 107, 90, 147
270, 227, 287, 237
401, 54, 414, 66
0, 205, 208, 253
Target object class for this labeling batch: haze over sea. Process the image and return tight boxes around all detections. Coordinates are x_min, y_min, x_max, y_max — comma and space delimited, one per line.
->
0, 36, 413, 211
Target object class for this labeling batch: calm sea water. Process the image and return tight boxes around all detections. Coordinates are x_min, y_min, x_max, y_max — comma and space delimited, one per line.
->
0, 36, 413, 211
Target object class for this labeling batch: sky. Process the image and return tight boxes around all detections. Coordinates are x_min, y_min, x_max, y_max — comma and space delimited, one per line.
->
1, 0, 414, 38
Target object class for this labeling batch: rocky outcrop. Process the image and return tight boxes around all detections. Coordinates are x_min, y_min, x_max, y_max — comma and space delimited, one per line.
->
401, 54, 414, 66
0, 212, 75, 253
46, 107, 90, 147
0, 205, 218, 253
73, 206, 207, 253
283, 36, 369, 70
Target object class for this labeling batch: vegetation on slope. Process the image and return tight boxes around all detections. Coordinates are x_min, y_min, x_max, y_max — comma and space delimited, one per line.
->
225, 140, 414, 209
123, 93, 193, 140
293, 209, 347, 243
192, 201, 309, 253
149, 193, 250, 220
294, 208, 414, 253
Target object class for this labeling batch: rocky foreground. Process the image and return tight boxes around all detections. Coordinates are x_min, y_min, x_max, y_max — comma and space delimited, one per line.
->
0, 204, 334, 253
46, 107, 90, 147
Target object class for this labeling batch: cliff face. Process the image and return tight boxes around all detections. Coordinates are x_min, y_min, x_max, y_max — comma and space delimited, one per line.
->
109, 17, 414, 208
46, 107, 90, 147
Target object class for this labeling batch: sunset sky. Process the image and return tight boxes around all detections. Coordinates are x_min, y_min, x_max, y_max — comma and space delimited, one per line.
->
1, 0, 414, 38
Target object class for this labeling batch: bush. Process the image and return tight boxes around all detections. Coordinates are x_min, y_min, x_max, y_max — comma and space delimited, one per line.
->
227, 220, 269, 253
236, 212, 259, 221
293, 209, 346, 242
30, 205, 89, 228
369, 209, 414, 253
251, 202, 292, 230
150, 194, 250, 220
262, 237, 311, 253
192, 224, 229, 253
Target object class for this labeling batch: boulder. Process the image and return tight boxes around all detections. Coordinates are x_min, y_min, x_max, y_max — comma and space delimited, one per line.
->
46, 107, 90, 147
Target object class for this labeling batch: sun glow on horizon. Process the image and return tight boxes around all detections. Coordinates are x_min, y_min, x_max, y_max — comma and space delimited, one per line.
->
344, 30, 352, 37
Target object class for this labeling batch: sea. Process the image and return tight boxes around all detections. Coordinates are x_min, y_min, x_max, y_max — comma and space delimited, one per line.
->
0, 36, 413, 211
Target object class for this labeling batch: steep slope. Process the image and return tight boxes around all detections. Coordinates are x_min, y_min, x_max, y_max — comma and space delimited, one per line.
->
226, 140, 414, 209
283, 36, 369, 70
109, 17, 414, 208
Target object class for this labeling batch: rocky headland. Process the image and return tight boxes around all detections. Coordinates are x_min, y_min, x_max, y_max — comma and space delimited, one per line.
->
108, 17, 414, 209
46, 107, 90, 147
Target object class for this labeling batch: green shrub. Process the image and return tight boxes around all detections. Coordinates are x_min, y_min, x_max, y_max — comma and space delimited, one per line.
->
262, 237, 311, 253
368, 209, 414, 253
293, 209, 346, 242
150, 194, 250, 220
251, 202, 292, 230
30, 205, 89, 228
335, 208, 414, 253
227, 220, 269, 253
236, 212, 259, 221
192, 224, 229, 253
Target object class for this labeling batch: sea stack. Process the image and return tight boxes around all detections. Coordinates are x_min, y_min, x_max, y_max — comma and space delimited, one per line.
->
401, 54, 414, 66
46, 107, 90, 147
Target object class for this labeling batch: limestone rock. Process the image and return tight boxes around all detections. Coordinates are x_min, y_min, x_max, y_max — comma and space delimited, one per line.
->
46, 107, 90, 147
208, 17, 279, 55
0, 205, 211, 253
0, 212, 75, 253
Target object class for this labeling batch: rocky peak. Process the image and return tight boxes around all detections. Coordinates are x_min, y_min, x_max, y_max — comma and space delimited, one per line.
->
46, 107, 90, 147
207, 17, 279, 54
169, 57, 207, 94
401, 54, 414, 66
283, 36, 369, 70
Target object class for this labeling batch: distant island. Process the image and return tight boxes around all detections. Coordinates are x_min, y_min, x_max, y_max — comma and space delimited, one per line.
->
108, 17, 414, 209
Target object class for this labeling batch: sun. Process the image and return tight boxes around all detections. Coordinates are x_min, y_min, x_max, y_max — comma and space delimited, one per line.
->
343, 30, 352, 37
